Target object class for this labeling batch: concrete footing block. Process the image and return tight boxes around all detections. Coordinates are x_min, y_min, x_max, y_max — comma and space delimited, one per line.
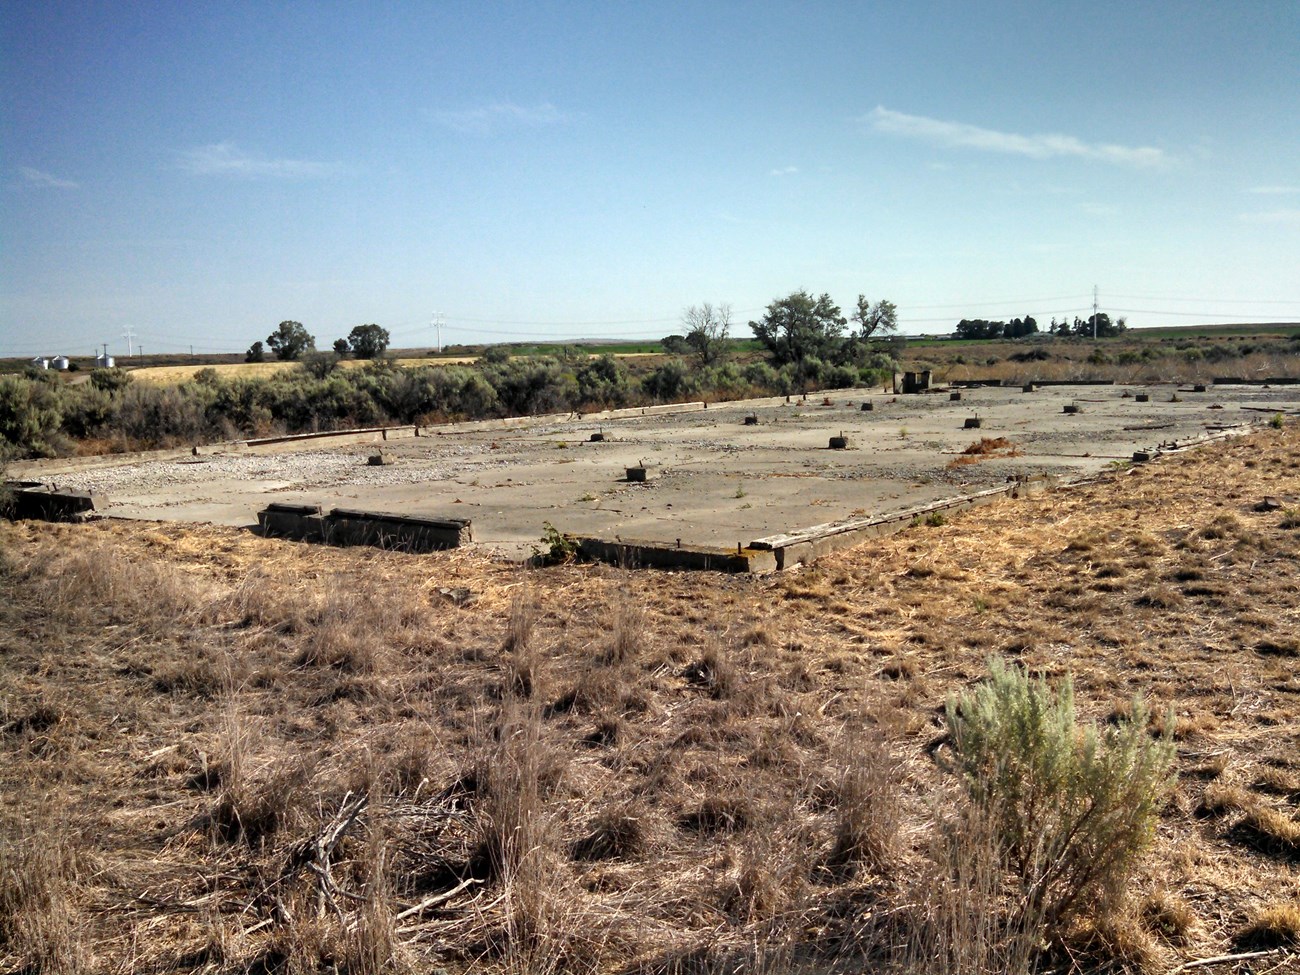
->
5, 483, 99, 522
964, 417, 982, 429
257, 502, 471, 552
576, 537, 777, 574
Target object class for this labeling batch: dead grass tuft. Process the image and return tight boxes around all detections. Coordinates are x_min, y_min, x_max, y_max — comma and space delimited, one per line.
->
678, 794, 753, 835
571, 803, 647, 861
1234, 899, 1300, 950
1230, 806, 1300, 860
962, 436, 1019, 455
1197, 781, 1254, 817
1140, 889, 1197, 945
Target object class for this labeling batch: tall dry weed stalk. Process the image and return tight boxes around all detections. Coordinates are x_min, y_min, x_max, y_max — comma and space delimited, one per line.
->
606, 590, 645, 665
503, 588, 538, 697
472, 695, 599, 973
343, 807, 406, 975
827, 718, 904, 876
0, 813, 88, 974
21, 538, 202, 629
899, 802, 1043, 975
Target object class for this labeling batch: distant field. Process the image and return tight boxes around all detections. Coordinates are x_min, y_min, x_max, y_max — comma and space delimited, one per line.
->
127, 356, 477, 385
127, 351, 664, 385
1128, 322, 1300, 339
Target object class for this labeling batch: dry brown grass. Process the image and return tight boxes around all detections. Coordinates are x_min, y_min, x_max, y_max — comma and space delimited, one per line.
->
3, 423, 1300, 973
0, 806, 88, 974
1235, 899, 1300, 950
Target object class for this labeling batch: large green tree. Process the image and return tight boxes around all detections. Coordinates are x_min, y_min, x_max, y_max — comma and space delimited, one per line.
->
749, 291, 846, 367
266, 321, 315, 361
347, 323, 390, 359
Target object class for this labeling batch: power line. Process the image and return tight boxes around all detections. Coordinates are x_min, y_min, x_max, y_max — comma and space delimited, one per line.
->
1108, 293, 1299, 305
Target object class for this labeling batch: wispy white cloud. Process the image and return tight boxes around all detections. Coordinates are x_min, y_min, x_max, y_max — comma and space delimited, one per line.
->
1239, 208, 1300, 225
1245, 185, 1300, 195
1080, 202, 1119, 217
768, 166, 799, 177
178, 142, 338, 179
19, 166, 79, 189
865, 106, 1167, 168
435, 101, 570, 135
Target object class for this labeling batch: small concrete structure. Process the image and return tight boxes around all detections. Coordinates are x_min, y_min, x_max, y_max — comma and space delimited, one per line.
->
576, 536, 777, 574
900, 370, 932, 394
964, 417, 982, 429
829, 435, 849, 450
4, 483, 99, 521
257, 502, 471, 552
626, 466, 648, 482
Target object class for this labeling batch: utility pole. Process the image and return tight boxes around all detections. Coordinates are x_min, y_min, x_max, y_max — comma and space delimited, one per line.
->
1092, 285, 1099, 340
102, 343, 108, 358
123, 326, 136, 357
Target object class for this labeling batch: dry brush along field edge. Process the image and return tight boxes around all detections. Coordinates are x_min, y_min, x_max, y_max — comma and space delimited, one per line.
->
1, 424, 1299, 973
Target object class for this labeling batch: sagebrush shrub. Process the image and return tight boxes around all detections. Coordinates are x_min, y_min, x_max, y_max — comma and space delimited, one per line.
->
944, 659, 1176, 939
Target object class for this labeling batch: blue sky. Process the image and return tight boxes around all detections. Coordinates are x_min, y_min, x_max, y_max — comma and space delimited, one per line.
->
2, 1, 1298, 357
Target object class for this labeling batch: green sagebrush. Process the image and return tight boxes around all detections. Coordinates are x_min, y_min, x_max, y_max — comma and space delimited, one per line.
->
944, 659, 1177, 939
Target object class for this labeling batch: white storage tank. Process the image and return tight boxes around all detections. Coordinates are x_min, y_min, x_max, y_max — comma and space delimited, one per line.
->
95, 353, 115, 368
30, 356, 49, 370
52, 355, 70, 370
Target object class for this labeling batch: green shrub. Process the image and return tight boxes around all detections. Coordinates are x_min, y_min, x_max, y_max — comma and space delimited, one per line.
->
944, 659, 1176, 941
59, 386, 114, 439
89, 368, 132, 393
741, 360, 783, 394
0, 375, 66, 457
574, 354, 631, 408
640, 359, 694, 402
112, 384, 216, 447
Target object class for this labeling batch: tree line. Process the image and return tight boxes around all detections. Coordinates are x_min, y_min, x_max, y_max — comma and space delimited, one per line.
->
247, 321, 391, 363
951, 313, 1127, 341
